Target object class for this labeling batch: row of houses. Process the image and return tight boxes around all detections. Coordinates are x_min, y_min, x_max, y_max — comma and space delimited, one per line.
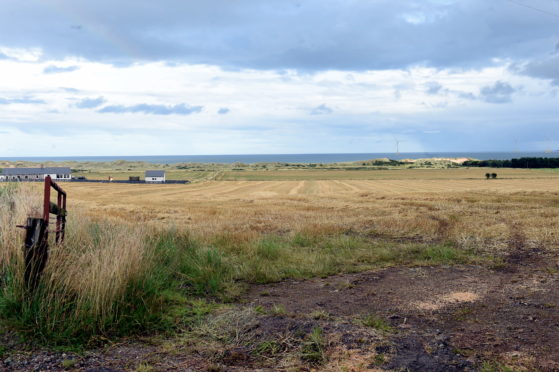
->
0, 168, 166, 183
0, 167, 72, 181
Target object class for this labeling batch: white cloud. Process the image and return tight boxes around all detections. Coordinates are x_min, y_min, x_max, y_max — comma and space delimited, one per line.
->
0, 57, 557, 155
0, 46, 42, 62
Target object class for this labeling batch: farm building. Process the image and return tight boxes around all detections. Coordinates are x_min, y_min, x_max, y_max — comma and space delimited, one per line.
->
145, 170, 165, 183
0, 167, 72, 182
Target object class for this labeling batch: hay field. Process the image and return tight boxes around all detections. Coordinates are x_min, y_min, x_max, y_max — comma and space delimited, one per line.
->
63, 169, 559, 250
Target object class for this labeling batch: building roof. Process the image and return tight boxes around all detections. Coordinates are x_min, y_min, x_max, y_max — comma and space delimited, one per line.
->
0, 167, 71, 175
145, 170, 165, 177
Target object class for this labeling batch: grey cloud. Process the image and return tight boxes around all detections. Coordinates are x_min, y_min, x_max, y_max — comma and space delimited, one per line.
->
217, 107, 230, 115
425, 81, 443, 95
0, 0, 557, 71
522, 56, 559, 85
310, 104, 333, 115
43, 65, 80, 74
479, 81, 515, 104
76, 97, 106, 108
456, 91, 476, 100
59, 87, 80, 93
0, 96, 45, 104
98, 103, 203, 115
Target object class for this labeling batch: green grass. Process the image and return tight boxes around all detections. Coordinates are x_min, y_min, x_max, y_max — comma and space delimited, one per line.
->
301, 327, 327, 365
479, 361, 524, 372
360, 314, 394, 333
0, 228, 223, 347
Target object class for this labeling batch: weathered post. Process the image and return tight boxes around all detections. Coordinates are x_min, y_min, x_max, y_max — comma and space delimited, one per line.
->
19, 176, 67, 291
23, 217, 48, 291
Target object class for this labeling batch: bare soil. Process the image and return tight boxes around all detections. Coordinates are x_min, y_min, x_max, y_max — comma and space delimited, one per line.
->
244, 248, 559, 371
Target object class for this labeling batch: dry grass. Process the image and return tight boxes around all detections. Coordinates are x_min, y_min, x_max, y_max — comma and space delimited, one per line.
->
0, 185, 164, 344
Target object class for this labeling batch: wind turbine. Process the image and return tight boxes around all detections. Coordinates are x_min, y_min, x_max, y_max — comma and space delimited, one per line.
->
393, 137, 402, 154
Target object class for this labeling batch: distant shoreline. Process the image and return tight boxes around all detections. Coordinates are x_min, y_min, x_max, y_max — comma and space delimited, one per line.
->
1, 151, 558, 164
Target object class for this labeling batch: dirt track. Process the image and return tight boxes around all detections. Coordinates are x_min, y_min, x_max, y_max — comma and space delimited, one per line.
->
243, 248, 559, 371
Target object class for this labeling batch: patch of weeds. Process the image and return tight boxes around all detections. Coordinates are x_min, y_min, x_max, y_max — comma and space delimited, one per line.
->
309, 309, 331, 320
373, 353, 386, 365
135, 363, 154, 372
162, 296, 219, 328
360, 314, 394, 333
256, 237, 285, 260
61, 359, 77, 369
301, 327, 327, 365
418, 243, 462, 263
206, 364, 224, 372
270, 304, 287, 316
254, 340, 282, 356
254, 305, 266, 314
292, 233, 317, 247
489, 257, 507, 271
333, 279, 354, 290
480, 361, 522, 372
545, 266, 559, 275
453, 347, 474, 357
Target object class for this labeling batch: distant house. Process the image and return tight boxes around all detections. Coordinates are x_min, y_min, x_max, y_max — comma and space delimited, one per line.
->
145, 170, 165, 183
0, 167, 72, 182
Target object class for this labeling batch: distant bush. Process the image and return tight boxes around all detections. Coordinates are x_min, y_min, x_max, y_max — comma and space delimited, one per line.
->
491, 173, 497, 179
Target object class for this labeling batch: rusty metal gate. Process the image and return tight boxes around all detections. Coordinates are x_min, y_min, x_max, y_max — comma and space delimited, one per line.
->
18, 176, 67, 290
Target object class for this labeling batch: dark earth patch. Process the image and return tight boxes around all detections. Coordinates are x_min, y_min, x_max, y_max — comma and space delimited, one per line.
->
244, 249, 559, 371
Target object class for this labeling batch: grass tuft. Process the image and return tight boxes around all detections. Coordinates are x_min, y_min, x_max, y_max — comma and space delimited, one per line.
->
360, 314, 394, 333
301, 327, 327, 365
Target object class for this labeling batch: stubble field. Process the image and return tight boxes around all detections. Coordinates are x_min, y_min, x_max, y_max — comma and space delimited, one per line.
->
65, 168, 559, 250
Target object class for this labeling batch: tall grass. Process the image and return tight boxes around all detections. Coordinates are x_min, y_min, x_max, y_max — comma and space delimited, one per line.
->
0, 185, 226, 345
0, 184, 487, 346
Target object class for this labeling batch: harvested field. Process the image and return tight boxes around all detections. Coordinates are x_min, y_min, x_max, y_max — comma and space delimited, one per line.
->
63, 176, 559, 250
218, 167, 559, 181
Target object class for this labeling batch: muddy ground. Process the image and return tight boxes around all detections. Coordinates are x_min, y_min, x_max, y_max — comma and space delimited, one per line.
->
1, 248, 558, 371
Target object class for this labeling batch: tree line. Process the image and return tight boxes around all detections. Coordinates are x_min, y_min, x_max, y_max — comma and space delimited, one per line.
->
463, 157, 559, 168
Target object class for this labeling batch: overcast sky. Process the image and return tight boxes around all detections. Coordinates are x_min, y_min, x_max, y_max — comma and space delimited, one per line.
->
0, 0, 558, 156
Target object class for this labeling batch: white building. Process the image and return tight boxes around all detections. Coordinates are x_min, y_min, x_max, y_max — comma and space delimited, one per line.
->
145, 170, 165, 183
0, 167, 72, 181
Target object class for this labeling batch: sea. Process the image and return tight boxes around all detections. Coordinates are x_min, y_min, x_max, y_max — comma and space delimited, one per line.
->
1, 152, 558, 164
